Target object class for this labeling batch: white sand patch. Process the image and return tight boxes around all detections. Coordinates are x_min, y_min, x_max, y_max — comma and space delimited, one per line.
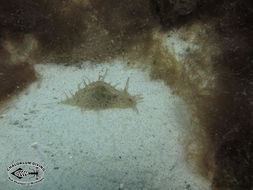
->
0, 61, 210, 190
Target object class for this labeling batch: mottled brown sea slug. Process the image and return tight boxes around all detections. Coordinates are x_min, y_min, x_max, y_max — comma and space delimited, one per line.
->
61, 70, 143, 112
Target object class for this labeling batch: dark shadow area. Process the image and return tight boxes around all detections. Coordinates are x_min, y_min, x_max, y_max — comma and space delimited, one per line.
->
208, 1, 253, 189
180, 0, 253, 189
149, 0, 219, 29
0, 57, 36, 102
0, 0, 88, 54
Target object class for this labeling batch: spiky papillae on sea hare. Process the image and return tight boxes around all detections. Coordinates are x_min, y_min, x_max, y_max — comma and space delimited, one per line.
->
61, 70, 143, 112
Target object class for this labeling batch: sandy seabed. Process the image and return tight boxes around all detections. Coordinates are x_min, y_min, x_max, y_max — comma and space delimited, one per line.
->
0, 61, 210, 190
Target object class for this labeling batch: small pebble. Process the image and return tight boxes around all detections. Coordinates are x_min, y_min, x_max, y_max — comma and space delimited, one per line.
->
17, 124, 24, 128
47, 142, 53, 146
13, 120, 19, 125
186, 184, 191, 190
119, 183, 124, 190
31, 142, 38, 149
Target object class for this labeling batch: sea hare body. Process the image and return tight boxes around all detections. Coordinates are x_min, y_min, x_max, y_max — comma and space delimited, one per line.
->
61, 71, 143, 112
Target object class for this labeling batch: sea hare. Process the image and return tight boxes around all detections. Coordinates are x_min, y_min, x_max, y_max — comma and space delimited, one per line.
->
61, 70, 143, 112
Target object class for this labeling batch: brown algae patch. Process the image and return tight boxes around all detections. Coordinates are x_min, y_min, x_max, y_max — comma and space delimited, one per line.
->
61, 70, 143, 112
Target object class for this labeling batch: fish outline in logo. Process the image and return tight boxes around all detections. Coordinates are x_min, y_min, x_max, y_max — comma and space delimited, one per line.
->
11, 167, 39, 180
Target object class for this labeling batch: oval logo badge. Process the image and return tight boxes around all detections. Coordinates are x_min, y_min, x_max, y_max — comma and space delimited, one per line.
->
7, 162, 45, 185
